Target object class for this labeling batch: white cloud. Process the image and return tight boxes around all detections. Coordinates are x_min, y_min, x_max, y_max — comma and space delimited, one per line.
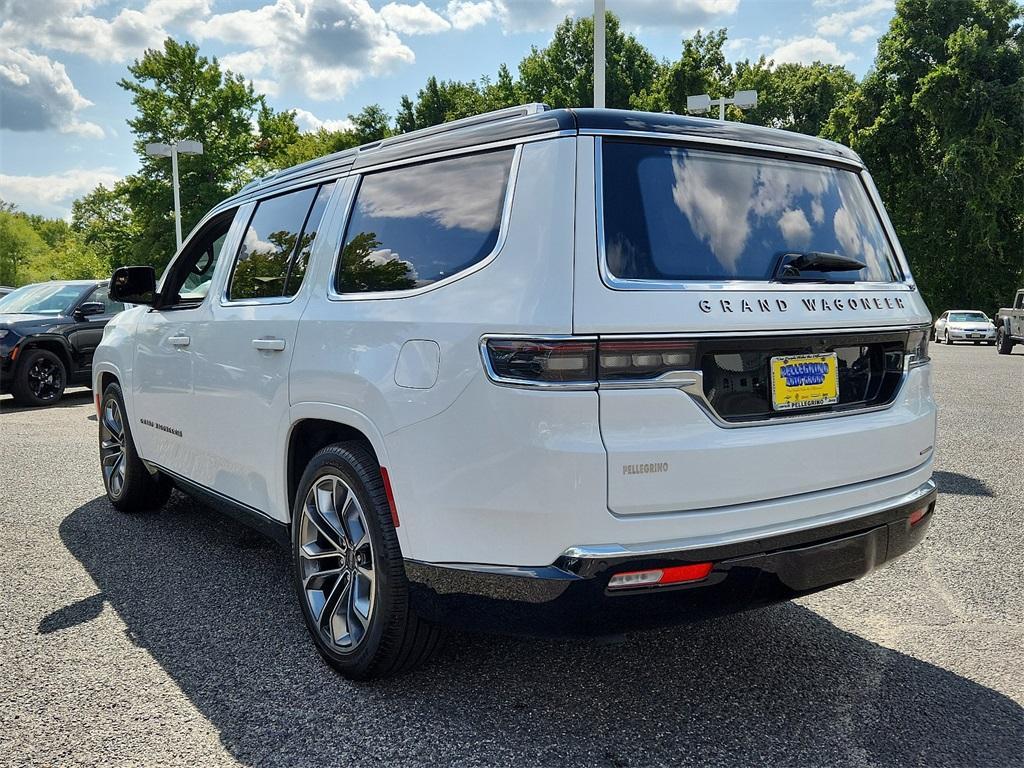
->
293, 108, 355, 133
778, 208, 812, 248
769, 36, 854, 65
0, 168, 121, 211
194, 0, 415, 101
446, 0, 500, 29
381, 2, 451, 34
849, 25, 878, 43
493, 0, 738, 33
0, 0, 175, 63
815, 0, 892, 38
0, 47, 103, 138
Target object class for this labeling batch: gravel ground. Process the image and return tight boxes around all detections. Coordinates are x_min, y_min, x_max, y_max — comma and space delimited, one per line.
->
1, 343, 1022, 767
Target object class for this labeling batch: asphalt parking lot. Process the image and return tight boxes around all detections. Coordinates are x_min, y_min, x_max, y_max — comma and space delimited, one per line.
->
1, 342, 1022, 767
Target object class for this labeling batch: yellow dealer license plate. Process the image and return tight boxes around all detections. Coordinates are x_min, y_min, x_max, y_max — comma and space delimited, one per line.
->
770, 353, 839, 411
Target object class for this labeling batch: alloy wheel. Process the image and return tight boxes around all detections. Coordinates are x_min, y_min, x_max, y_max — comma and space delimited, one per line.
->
100, 398, 127, 497
298, 474, 376, 652
27, 356, 63, 401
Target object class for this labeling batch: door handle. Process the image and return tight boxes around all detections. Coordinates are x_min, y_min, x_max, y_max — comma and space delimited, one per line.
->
169, 335, 190, 347
252, 337, 286, 352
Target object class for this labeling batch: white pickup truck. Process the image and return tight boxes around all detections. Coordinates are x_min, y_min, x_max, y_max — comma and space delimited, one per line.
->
995, 288, 1024, 354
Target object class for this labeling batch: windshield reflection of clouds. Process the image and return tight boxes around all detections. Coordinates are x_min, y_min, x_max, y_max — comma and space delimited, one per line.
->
606, 144, 896, 282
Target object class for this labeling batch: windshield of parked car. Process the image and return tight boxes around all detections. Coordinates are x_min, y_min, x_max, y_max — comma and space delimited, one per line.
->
948, 312, 989, 323
0, 283, 85, 315
602, 141, 900, 283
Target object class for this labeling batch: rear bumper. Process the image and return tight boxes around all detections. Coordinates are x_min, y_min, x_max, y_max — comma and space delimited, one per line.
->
405, 480, 936, 638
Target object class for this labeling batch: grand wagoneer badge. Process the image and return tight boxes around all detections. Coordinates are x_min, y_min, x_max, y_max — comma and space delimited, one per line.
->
698, 296, 907, 314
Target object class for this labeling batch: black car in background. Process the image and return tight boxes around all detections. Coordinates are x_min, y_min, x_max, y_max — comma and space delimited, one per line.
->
0, 280, 126, 407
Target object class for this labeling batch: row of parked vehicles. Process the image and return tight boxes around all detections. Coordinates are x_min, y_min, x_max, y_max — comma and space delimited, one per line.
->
0, 104, 1016, 679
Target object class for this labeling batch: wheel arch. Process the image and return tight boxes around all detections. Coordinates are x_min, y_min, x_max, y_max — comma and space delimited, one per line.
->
19, 335, 74, 376
284, 405, 393, 531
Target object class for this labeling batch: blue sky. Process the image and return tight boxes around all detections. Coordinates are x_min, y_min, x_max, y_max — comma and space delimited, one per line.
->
0, 0, 895, 219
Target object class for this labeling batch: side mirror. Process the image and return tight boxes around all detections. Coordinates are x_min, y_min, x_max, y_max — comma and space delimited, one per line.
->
75, 301, 105, 318
109, 266, 157, 306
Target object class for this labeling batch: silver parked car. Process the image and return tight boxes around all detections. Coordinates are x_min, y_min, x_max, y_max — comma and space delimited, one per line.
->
933, 310, 997, 345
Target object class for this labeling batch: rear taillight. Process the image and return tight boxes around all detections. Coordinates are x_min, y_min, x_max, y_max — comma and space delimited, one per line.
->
482, 337, 697, 389
906, 329, 930, 368
598, 339, 696, 381
483, 338, 597, 386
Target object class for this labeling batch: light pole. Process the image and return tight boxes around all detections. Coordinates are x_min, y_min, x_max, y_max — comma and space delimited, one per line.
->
593, 0, 605, 108
686, 90, 758, 121
145, 139, 204, 250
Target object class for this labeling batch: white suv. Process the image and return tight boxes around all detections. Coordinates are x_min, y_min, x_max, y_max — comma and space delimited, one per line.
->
97, 105, 937, 679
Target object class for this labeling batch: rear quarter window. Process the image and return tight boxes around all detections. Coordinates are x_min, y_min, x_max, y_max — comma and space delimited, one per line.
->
602, 141, 900, 284
336, 148, 514, 294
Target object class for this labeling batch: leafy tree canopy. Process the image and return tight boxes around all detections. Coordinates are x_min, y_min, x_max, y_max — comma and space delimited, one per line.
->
825, 0, 1024, 314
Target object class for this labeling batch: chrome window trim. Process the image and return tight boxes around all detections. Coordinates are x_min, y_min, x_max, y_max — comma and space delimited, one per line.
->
479, 334, 599, 391
593, 136, 914, 293
328, 144, 524, 302
561, 478, 937, 559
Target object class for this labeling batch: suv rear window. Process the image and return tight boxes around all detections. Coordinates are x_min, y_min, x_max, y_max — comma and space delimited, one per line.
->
602, 141, 899, 284
336, 149, 514, 294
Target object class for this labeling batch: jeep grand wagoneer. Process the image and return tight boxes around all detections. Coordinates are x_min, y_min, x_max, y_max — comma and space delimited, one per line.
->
96, 105, 937, 679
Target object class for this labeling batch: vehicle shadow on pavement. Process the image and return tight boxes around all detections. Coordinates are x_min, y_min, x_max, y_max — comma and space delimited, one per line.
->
932, 470, 995, 498
0, 389, 93, 414
56, 493, 1024, 768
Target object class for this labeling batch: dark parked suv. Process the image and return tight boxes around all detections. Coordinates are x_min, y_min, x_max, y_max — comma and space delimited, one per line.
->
0, 280, 125, 406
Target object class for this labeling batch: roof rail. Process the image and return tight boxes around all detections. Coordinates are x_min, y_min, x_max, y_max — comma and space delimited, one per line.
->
359, 103, 550, 154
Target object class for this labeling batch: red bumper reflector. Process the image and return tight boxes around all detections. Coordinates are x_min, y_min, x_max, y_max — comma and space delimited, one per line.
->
909, 506, 929, 527
608, 562, 713, 590
380, 467, 400, 528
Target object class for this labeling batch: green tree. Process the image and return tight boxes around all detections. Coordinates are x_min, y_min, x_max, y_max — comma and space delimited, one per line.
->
118, 38, 295, 269
0, 210, 47, 286
732, 60, 857, 134
518, 12, 658, 109
24, 234, 108, 283
71, 182, 140, 270
634, 29, 731, 113
825, 0, 1024, 314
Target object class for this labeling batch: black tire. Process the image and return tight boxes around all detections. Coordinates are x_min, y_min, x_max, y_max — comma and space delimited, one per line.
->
11, 348, 66, 406
99, 382, 173, 512
996, 328, 1013, 355
292, 442, 445, 680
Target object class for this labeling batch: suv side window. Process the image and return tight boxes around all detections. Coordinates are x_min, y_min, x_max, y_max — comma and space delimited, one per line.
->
160, 209, 237, 308
336, 149, 514, 294
228, 183, 335, 301
88, 285, 124, 315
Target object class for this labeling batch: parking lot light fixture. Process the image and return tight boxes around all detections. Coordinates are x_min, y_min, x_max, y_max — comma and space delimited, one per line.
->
686, 90, 758, 121
146, 140, 204, 250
